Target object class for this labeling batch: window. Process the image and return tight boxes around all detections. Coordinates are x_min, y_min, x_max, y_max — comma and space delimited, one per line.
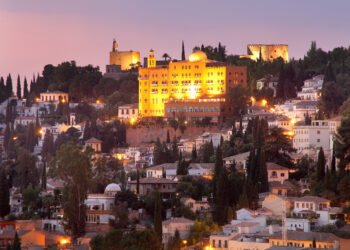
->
317, 139, 320, 142
281, 173, 285, 177
212, 240, 215, 247
317, 130, 320, 134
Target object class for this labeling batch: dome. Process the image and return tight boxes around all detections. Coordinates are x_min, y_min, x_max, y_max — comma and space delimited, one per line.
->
189, 51, 207, 62
104, 183, 121, 195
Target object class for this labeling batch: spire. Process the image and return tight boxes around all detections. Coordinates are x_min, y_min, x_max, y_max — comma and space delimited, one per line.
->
112, 39, 117, 52
181, 40, 185, 61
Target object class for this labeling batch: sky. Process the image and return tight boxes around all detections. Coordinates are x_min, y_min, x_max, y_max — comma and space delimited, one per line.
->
1, 0, 350, 83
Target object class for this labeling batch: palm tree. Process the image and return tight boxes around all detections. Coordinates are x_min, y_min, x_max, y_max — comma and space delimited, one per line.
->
162, 53, 170, 62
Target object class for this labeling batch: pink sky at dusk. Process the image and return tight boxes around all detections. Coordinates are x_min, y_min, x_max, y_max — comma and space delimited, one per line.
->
1, 0, 350, 85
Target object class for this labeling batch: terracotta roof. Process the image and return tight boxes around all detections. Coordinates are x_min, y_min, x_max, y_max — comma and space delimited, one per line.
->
223, 152, 250, 161
146, 163, 177, 171
189, 163, 214, 170
163, 217, 194, 225
266, 162, 289, 170
129, 177, 177, 184
293, 196, 329, 203
270, 231, 339, 242
85, 137, 102, 143
118, 103, 138, 109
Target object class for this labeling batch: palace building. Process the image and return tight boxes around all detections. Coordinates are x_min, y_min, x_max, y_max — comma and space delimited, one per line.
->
138, 50, 247, 123
241, 44, 289, 62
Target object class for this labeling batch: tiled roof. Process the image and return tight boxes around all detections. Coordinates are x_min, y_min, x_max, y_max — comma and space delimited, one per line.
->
146, 163, 177, 171
266, 162, 289, 170
163, 217, 194, 225
223, 152, 250, 161
235, 222, 260, 227
85, 137, 102, 143
270, 231, 339, 242
129, 177, 177, 184
293, 196, 329, 203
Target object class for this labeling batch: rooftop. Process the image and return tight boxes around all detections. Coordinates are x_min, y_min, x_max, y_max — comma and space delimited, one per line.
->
85, 137, 102, 143
293, 196, 329, 203
270, 231, 339, 242
163, 217, 194, 225
129, 177, 177, 184
266, 162, 289, 171
269, 180, 295, 189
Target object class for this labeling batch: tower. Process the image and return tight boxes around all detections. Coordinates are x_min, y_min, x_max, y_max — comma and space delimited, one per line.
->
147, 49, 156, 68
181, 40, 185, 61
112, 39, 118, 52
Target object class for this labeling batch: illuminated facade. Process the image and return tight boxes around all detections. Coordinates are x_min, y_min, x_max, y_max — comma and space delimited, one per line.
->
109, 39, 140, 71
138, 50, 247, 122
241, 44, 288, 62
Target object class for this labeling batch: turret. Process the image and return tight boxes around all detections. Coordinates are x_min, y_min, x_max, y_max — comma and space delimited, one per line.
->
112, 39, 118, 52
147, 49, 156, 68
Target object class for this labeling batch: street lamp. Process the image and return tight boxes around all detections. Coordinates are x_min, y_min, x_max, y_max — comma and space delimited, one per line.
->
182, 239, 187, 247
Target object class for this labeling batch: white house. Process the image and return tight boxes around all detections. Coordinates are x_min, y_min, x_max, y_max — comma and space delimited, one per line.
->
85, 183, 121, 224
223, 152, 250, 173
266, 162, 289, 183
293, 120, 331, 152
118, 103, 138, 121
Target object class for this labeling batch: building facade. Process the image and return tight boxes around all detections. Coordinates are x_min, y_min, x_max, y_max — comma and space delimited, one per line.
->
39, 91, 68, 104
138, 50, 247, 122
118, 103, 139, 121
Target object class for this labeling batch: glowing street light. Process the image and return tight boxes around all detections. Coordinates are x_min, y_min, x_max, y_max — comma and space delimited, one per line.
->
12, 136, 18, 140
130, 118, 135, 125
250, 96, 256, 105
182, 239, 188, 246
261, 99, 267, 106
60, 239, 69, 245
38, 129, 43, 135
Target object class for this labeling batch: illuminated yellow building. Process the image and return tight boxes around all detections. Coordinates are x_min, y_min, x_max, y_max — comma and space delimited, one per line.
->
240, 44, 288, 62
109, 39, 140, 71
138, 50, 247, 121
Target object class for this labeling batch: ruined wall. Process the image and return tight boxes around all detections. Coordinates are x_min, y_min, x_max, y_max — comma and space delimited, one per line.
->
247, 44, 288, 62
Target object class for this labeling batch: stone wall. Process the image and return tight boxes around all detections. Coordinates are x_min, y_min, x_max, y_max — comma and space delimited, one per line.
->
126, 126, 222, 145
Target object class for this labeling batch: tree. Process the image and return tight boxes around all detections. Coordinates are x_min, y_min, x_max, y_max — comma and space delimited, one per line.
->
12, 232, 21, 250
15, 149, 39, 190
25, 123, 37, 152
22, 184, 41, 212
166, 130, 171, 143
16, 75, 21, 99
172, 136, 179, 161
0, 169, 10, 218
154, 192, 162, 241
191, 146, 197, 162
42, 162, 47, 190
6, 74, 13, 98
227, 85, 250, 118
181, 41, 185, 61
153, 138, 164, 165
163, 53, 170, 62
50, 142, 93, 240
23, 77, 29, 99
136, 170, 140, 195
41, 130, 54, 162
316, 147, 325, 182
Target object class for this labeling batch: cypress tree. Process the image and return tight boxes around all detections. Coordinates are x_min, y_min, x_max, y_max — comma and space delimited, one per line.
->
324, 62, 336, 83
258, 148, 269, 193
316, 147, 326, 182
171, 136, 179, 162
153, 137, 164, 165
238, 182, 249, 208
25, 123, 36, 152
209, 139, 214, 157
277, 64, 285, 99
166, 130, 170, 143
330, 149, 336, 176
13, 232, 21, 250
5, 74, 13, 98
23, 77, 29, 99
0, 169, 10, 218
16, 75, 21, 99
214, 165, 229, 225
136, 170, 140, 194
181, 40, 185, 61
83, 122, 92, 141
191, 146, 197, 162
154, 192, 162, 241
41, 162, 47, 190
213, 147, 223, 203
